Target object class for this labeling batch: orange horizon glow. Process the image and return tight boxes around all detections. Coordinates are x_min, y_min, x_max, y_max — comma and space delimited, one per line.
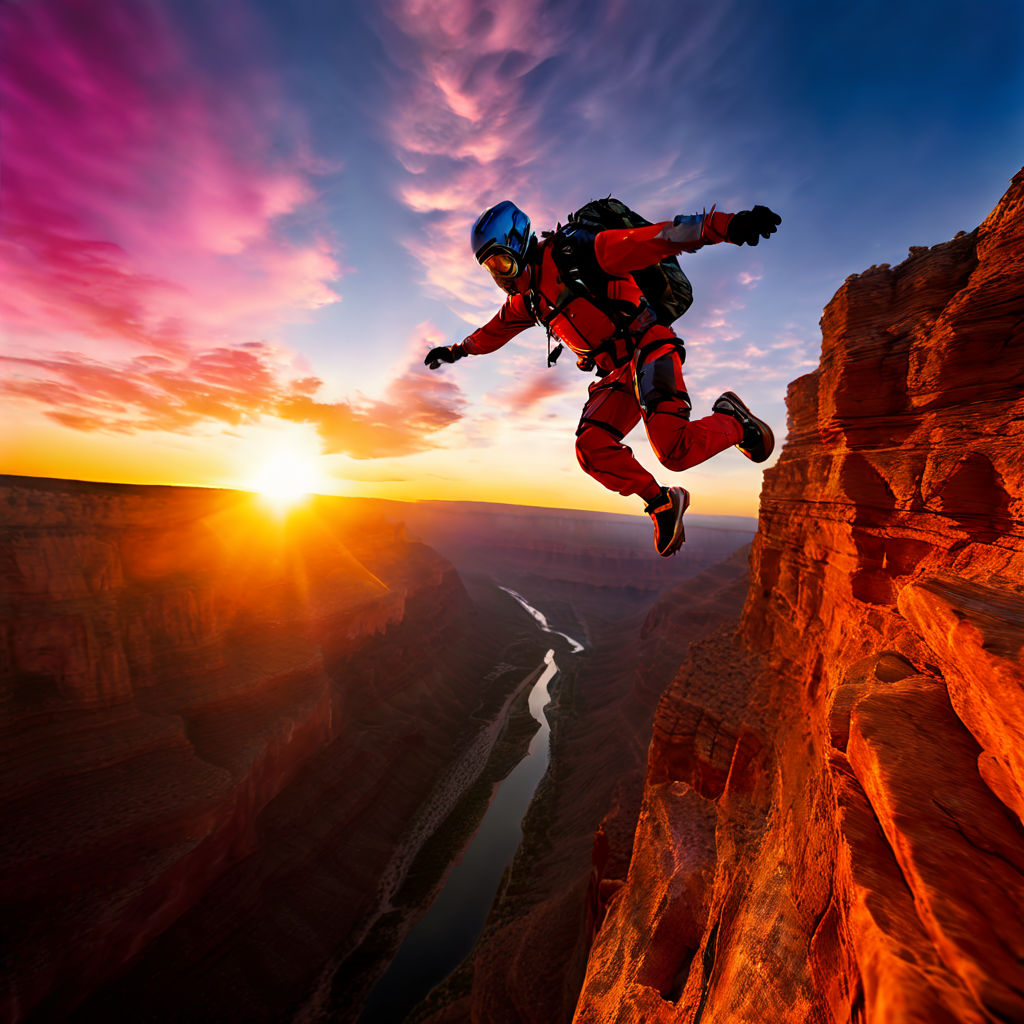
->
0, 468, 761, 521
244, 436, 331, 514
1, 407, 764, 520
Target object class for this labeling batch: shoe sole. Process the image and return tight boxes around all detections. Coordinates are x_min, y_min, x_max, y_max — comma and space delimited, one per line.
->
718, 391, 775, 463
660, 486, 690, 557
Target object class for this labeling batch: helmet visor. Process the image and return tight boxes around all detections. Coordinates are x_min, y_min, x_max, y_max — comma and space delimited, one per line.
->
483, 251, 518, 279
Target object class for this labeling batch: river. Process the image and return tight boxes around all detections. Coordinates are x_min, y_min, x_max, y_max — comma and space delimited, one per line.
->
355, 588, 584, 1023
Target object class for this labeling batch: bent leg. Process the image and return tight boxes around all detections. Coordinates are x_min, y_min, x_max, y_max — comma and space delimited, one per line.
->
634, 341, 743, 472
575, 367, 661, 503
646, 408, 743, 471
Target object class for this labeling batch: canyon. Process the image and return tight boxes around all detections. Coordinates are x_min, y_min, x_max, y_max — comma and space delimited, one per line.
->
573, 169, 1024, 1022
0, 475, 753, 1022
3, 166, 1020, 1024
409, 544, 753, 1024
0, 480, 549, 1022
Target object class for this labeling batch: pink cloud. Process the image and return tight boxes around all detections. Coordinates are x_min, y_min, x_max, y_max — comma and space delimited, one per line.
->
501, 370, 580, 414
2, 338, 466, 460
0, 0, 340, 362
282, 361, 465, 459
0, 0, 433, 457
375, 0, 563, 315
478, 342, 582, 416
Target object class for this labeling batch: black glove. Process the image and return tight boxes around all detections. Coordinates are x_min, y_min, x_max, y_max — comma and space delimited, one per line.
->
424, 343, 466, 370
727, 205, 781, 246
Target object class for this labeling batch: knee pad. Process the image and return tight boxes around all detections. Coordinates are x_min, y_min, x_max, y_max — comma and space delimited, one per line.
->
636, 352, 691, 419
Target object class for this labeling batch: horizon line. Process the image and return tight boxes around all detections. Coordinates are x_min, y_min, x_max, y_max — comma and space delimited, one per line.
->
0, 473, 760, 523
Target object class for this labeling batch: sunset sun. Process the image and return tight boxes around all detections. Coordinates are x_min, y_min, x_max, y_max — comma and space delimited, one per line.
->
248, 447, 324, 511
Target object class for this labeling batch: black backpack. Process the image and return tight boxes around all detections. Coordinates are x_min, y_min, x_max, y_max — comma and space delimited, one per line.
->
553, 197, 694, 325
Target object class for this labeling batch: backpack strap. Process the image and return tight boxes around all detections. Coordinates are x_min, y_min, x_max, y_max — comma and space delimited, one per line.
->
522, 240, 579, 366
546, 228, 655, 367
547, 231, 629, 324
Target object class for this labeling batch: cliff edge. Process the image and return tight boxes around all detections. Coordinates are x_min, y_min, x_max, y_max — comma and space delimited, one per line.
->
574, 169, 1024, 1023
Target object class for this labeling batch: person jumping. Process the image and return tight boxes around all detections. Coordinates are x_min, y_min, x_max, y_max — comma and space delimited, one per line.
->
424, 199, 781, 556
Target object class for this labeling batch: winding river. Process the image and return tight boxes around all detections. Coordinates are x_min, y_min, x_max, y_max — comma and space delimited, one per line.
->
356, 588, 584, 1023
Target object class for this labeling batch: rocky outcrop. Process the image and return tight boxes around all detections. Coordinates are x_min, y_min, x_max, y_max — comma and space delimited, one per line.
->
0, 479, 492, 1022
574, 169, 1024, 1023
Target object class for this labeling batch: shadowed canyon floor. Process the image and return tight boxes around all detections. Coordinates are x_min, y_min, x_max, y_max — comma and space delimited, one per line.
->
409, 546, 753, 1024
0, 481, 545, 1021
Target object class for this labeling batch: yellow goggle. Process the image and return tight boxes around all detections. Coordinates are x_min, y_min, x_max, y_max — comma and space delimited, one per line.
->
482, 251, 518, 278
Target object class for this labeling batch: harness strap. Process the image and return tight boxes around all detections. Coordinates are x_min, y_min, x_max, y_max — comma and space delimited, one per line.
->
576, 417, 626, 440
531, 232, 661, 371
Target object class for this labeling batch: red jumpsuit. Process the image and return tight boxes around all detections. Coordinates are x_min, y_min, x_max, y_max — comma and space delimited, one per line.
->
461, 213, 744, 506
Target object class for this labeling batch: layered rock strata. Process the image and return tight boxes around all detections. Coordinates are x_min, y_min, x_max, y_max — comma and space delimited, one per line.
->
574, 170, 1024, 1023
0, 480, 520, 1022
71, 573, 547, 1024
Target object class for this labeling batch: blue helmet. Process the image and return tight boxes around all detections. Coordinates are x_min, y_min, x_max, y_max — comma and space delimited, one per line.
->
471, 201, 533, 281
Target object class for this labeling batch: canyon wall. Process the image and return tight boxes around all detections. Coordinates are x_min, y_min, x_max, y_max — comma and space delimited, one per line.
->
412, 545, 753, 1024
0, 479, 518, 1022
574, 169, 1024, 1023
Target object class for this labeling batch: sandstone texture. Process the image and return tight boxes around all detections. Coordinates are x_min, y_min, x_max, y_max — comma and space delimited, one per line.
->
0, 480, 502, 1022
573, 169, 1024, 1023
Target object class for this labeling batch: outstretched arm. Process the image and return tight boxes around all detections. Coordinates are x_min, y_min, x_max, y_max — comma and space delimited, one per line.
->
463, 291, 535, 355
594, 205, 781, 275
424, 292, 535, 369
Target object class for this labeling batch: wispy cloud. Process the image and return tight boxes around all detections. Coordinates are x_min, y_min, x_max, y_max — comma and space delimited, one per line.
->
485, 366, 579, 415
372, 0, 742, 320
3, 345, 316, 435
371, 0, 563, 317
284, 361, 466, 458
1, 0, 338, 356
0, 1, 466, 461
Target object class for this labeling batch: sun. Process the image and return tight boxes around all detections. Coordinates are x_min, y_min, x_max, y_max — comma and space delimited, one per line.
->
248, 447, 324, 512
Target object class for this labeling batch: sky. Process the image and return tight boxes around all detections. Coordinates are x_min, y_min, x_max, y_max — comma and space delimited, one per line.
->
1, 0, 1022, 517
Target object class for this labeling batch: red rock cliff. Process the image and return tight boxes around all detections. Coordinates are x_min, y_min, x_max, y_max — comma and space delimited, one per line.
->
574, 170, 1024, 1023
0, 480, 469, 1022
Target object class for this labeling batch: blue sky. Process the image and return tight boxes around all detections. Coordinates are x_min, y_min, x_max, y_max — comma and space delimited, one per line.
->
2, 0, 1022, 514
